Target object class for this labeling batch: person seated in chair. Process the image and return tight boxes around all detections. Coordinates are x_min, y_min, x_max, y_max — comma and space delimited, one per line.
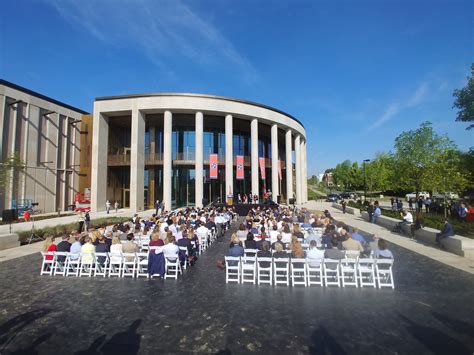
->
374, 239, 394, 259
395, 209, 413, 235
122, 233, 139, 261
324, 238, 345, 260
271, 234, 285, 251
244, 232, 258, 249
272, 243, 288, 259
306, 240, 324, 267
56, 234, 71, 263
163, 234, 179, 260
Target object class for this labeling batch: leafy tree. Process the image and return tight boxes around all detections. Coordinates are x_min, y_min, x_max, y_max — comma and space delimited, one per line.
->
453, 63, 474, 130
393, 121, 457, 197
365, 153, 394, 193
332, 160, 351, 189
348, 162, 363, 190
0, 153, 25, 188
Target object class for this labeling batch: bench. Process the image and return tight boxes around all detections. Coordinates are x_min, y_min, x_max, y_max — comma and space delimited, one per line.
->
331, 203, 361, 215
0, 234, 20, 250
360, 211, 474, 259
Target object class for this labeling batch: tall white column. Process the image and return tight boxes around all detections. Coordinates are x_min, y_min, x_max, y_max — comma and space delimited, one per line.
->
271, 123, 279, 201
295, 135, 302, 205
91, 109, 108, 212
163, 110, 172, 211
303, 140, 308, 202
251, 118, 259, 198
130, 108, 145, 212
225, 114, 233, 199
285, 129, 293, 204
195, 112, 203, 208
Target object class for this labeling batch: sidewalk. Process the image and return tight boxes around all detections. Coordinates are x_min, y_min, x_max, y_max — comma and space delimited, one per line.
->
301, 200, 474, 275
0, 208, 157, 263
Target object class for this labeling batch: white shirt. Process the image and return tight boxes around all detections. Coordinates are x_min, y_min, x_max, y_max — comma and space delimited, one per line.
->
163, 243, 179, 259
281, 232, 292, 244
306, 248, 325, 267
403, 212, 413, 223
269, 230, 280, 243
196, 225, 209, 236
215, 215, 225, 224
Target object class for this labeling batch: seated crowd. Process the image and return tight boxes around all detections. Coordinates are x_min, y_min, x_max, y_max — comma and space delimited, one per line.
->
226, 206, 394, 262
42, 206, 236, 276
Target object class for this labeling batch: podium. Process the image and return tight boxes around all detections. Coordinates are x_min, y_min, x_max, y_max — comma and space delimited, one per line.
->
226, 195, 233, 206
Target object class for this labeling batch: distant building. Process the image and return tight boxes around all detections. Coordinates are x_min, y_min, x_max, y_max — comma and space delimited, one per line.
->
0, 80, 88, 213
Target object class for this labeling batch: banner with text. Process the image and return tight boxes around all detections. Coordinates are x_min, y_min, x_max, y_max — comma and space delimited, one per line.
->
259, 157, 266, 180
210, 154, 218, 179
236, 155, 244, 180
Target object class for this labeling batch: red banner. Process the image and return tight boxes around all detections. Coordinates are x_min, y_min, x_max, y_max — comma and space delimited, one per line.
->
278, 160, 282, 180
210, 154, 218, 179
259, 157, 266, 179
236, 155, 244, 180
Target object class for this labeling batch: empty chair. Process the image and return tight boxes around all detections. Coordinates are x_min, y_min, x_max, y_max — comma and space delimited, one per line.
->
358, 258, 376, 288
40, 252, 55, 276
241, 256, 257, 284
375, 259, 395, 289
197, 232, 208, 253
291, 259, 307, 286
79, 253, 95, 277
306, 258, 323, 286
108, 252, 123, 277
122, 252, 137, 278
65, 253, 81, 277
273, 258, 290, 286
94, 252, 109, 277
136, 252, 149, 278
257, 257, 273, 285
323, 259, 341, 287
53, 252, 69, 276
164, 256, 182, 279
340, 258, 358, 287
224, 256, 241, 283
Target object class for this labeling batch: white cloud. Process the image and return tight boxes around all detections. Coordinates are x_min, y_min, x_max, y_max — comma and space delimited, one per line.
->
48, 0, 259, 85
366, 81, 430, 132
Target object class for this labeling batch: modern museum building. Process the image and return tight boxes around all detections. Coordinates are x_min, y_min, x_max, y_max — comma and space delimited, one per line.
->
91, 93, 308, 212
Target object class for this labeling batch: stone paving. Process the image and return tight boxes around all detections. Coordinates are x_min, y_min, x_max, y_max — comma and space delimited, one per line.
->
1, 220, 474, 354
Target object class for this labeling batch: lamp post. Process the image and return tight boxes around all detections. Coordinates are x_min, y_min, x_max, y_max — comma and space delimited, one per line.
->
363, 159, 370, 202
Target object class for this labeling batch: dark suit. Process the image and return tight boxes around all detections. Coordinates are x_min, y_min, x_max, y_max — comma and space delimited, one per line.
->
436, 223, 455, 245
56, 241, 71, 262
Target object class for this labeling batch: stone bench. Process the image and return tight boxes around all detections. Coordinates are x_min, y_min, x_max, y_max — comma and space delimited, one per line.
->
0, 234, 20, 250
331, 203, 361, 215
360, 211, 474, 259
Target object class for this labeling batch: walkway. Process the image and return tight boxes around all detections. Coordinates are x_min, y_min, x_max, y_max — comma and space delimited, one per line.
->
301, 201, 474, 275
1, 218, 474, 353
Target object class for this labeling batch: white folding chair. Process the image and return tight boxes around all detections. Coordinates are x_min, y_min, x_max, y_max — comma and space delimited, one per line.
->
358, 258, 376, 288
65, 253, 80, 277
79, 253, 95, 277
341, 258, 358, 287
197, 232, 208, 254
375, 259, 395, 289
108, 252, 123, 277
306, 258, 323, 286
40, 252, 55, 276
241, 256, 257, 284
139, 239, 150, 252
94, 252, 109, 277
273, 258, 290, 286
179, 246, 190, 270
121, 252, 137, 278
291, 258, 307, 286
244, 249, 258, 258
53, 252, 68, 276
164, 256, 181, 279
225, 256, 241, 283
257, 257, 273, 285
136, 252, 149, 278
323, 259, 341, 287
344, 250, 360, 261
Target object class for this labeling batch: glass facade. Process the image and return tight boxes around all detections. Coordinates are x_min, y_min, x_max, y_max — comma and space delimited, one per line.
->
106, 113, 298, 209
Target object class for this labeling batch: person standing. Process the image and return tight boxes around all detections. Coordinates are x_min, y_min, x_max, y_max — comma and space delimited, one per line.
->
155, 200, 160, 215
114, 201, 119, 213
373, 202, 382, 223
425, 197, 432, 213
341, 199, 347, 214
417, 197, 424, 213
106, 200, 111, 214
367, 202, 374, 223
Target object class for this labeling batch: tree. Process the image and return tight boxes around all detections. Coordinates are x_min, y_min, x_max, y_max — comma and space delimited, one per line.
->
459, 148, 474, 191
393, 122, 456, 197
453, 63, 474, 130
0, 153, 25, 189
332, 160, 351, 189
348, 162, 363, 190
365, 153, 394, 193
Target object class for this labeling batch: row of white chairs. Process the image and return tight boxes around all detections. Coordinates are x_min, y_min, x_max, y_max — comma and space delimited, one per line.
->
224, 256, 394, 289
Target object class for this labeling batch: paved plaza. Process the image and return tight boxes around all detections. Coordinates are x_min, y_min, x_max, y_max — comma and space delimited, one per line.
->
1, 220, 474, 354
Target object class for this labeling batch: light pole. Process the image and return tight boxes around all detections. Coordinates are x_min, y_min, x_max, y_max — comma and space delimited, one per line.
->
363, 159, 370, 201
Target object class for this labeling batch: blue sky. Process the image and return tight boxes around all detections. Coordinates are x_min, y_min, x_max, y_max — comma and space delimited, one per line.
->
1, 0, 473, 176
